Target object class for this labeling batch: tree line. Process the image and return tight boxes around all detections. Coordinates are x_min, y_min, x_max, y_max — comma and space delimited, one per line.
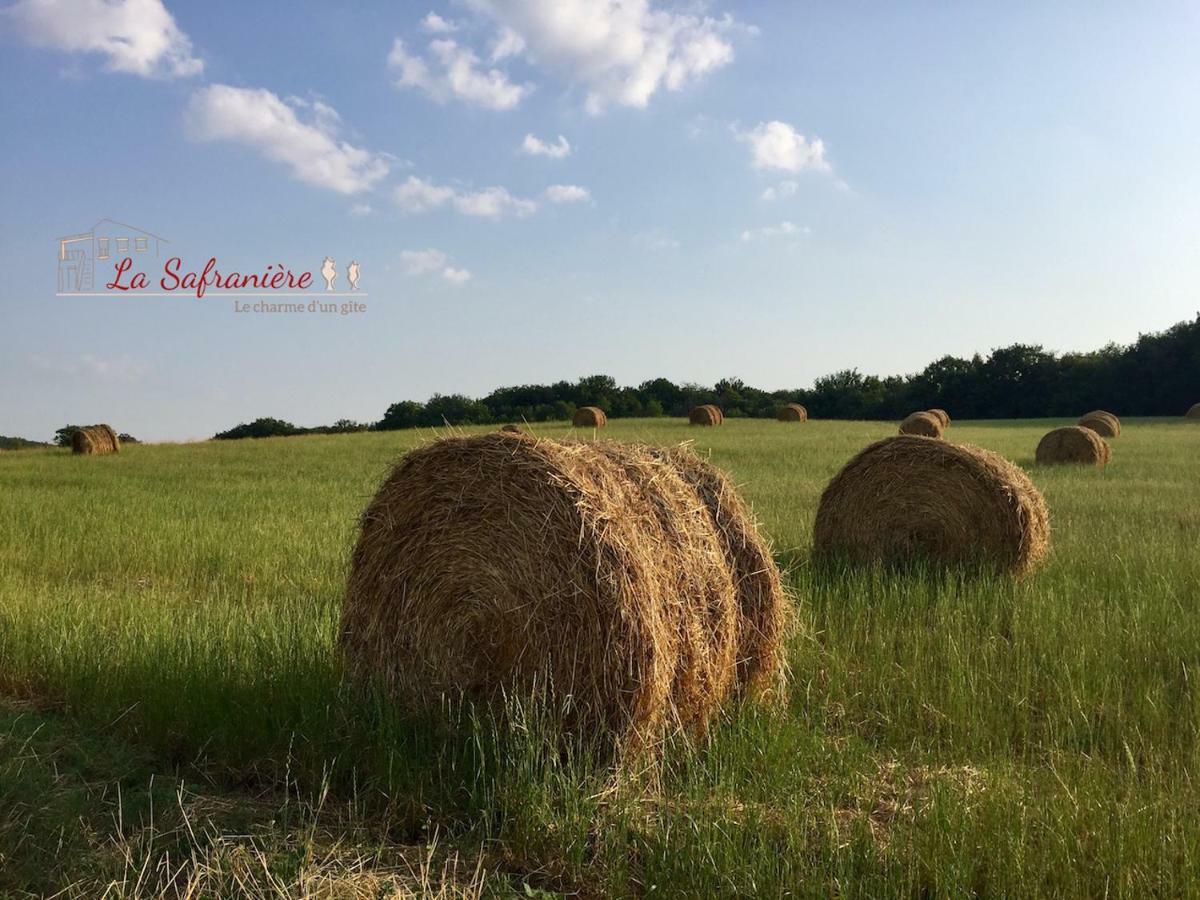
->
211, 313, 1199, 438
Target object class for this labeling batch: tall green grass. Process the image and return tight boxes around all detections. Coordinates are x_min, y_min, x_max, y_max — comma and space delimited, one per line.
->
2, 418, 1199, 895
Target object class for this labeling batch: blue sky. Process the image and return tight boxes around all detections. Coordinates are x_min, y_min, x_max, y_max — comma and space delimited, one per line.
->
1, 1, 1198, 442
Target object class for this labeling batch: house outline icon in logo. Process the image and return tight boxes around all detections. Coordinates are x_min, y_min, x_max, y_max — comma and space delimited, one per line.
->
58, 219, 167, 293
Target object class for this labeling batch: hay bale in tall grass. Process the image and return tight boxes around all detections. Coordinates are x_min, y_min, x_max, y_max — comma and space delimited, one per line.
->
777, 403, 808, 423
689, 404, 722, 427
340, 432, 784, 750
813, 436, 1049, 576
71, 424, 120, 455
1187, 403, 1200, 421
1036, 426, 1110, 466
1078, 410, 1120, 438
650, 447, 789, 699
500, 424, 524, 434
899, 411, 944, 438
572, 406, 607, 428
927, 408, 951, 428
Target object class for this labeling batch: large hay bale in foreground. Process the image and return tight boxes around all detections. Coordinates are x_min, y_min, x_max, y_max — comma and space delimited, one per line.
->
1036, 426, 1110, 466
572, 406, 607, 428
71, 424, 120, 455
1078, 410, 1120, 438
689, 404, 722, 427
814, 436, 1049, 576
927, 408, 951, 428
1187, 403, 1200, 421
777, 403, 808, 423
649, 447, 789, 699
899, 411, 944, 438
341, 432, 784, 750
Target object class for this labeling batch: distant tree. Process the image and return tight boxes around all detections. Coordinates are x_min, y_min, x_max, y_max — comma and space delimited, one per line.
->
54, 425, 82, 447
213, 418, 301, 440
0, 435, 49, 450
377, 401, 425, 431
117, 433, 139, 444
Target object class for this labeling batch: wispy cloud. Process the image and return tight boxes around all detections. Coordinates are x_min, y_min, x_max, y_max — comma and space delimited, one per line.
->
521, 133, 571, 158
388, 36, 530, 110
3, 0, 202, 78
543, 184, 590, 204
739, 221, 810, 242
401, 248, 472, 284
185, 85, 389, 194
394, 175, 537, 218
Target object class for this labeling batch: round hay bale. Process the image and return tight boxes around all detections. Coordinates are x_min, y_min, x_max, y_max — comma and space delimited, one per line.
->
689, 404, 722, 427
1078, 410, 1120, 438
651, 446, 789, 699
899, 411, 944, 438
572, 406, 607, 428
777, 403, 808, 423
71, 424, 120, 455
499, 424, 524, 434
1036, 426, 1110, 466
814, 435, 1050, 576
927, 408, 951, 428
340, 432, 750, 750
1187, 403, 1200, 421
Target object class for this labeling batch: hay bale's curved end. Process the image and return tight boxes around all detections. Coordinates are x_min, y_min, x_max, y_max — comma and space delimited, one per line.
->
1078, 410, 1120, 438
1036, 426, 1110, 466
689, 405, 723, 427
777, 403, 808, 423
814, 436, 1049, 576
899, 411, 944, 438
71, 424, 121, 456
650, 446, 790, 700
1187, 403, 1200, 421
572, 406, 607, 428
927, 408, 951, 428
340, 432, 784, 753
499, 424, 524, 434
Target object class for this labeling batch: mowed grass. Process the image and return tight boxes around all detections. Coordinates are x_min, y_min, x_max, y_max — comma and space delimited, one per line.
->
2, 418, 1200, 896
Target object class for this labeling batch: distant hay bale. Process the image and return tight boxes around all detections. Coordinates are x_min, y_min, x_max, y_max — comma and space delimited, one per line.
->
572, 406, 607, 428
814, 435, 1050, 576
927, 408, 951, 428
340, 432, 785, 751
1078, 410, 1120, 438
71, 424, 121, 456
1036, 426, 1110, 466
650, 446, 789, 699
499, 424, 524, 434
689, 404, 722, 427
899, 411, 944, 438
777, 403, 808, 423
1187, 403, 1200, 421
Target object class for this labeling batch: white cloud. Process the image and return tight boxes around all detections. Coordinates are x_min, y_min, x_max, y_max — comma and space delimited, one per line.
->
421, 11, 456, 32
349, 203, 374, 217
4, 0, 202, 78
388, 37, 530, 110
464, 0, 744, 112
489, 26, 525, 62
401, 248, 472, 284
521, 133, 571, 158
543, 184, 590, 204
737, 121, 830, 174
393, 175, 537, 218
185, 85, 389, 194
739, 221, 810, 242
761, 180, 798, 201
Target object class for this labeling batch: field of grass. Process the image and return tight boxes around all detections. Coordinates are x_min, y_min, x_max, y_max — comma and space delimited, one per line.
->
2, 417, 1199, 897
